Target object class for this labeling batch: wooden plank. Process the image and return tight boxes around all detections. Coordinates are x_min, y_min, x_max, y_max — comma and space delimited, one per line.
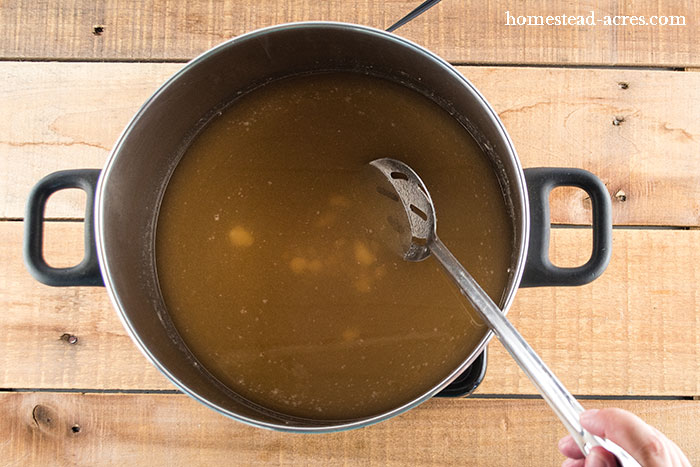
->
0, 392, 698, 466
472, 66, 700, 227
2, 221, 699, 396
0, 0, 698, 66
3, 63, 699, 225
0, 221, 169, 390
0, 62, 178, 221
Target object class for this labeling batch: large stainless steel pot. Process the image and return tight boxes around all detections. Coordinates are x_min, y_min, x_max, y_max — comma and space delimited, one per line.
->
24, 22, 611, 432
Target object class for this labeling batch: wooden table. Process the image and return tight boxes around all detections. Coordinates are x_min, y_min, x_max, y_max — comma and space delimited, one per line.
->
2, 1, 699, 465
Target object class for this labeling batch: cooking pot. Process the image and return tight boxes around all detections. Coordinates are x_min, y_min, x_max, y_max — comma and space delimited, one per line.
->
23, 22, 611, 432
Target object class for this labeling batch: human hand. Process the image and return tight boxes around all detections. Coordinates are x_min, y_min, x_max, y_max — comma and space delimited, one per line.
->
558, 408, 691, 467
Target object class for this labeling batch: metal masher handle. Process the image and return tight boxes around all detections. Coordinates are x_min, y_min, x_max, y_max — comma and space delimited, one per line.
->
429, 237, 640, 467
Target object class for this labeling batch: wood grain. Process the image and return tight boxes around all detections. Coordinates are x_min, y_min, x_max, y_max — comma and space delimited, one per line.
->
3, 62, 699, 225
0, 62, 174, 221
0, 0, 698, 66
0, 392, 697, 466
477, 227, 700, 397
0, 220, 169, 390
2, 221, 699, 396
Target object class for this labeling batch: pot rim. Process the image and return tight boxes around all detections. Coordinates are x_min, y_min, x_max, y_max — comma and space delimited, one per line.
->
95, 21, 530, 433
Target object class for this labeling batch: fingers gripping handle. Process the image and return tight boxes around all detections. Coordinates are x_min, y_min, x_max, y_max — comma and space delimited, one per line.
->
582, 433, 641, 467
521, 168, 612, 287
23, 169, 104, 287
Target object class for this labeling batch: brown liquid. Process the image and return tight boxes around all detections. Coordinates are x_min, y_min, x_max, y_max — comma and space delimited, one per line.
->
156, 72, 513, 420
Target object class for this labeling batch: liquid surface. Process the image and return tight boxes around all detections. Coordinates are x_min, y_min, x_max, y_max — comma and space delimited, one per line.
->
156, 72, 514, 420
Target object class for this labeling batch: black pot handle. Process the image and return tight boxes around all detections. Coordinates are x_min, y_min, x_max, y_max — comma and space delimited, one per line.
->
23, 169, 104, 287
520, 168, 612, 287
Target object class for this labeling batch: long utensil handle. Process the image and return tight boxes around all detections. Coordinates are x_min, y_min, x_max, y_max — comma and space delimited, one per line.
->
429, 237, 640, 467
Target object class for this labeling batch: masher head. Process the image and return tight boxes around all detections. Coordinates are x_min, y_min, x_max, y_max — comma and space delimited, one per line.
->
369, 158, 436, 262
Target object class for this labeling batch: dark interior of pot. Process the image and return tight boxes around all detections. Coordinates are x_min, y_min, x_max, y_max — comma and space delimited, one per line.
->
97, 23, 527, 430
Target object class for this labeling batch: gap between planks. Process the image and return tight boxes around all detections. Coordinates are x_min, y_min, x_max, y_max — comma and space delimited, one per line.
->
6, 221, 698, 232
0, 388, 695, 401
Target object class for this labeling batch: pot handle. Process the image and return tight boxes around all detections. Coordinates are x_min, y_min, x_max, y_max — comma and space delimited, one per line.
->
520, 168, 612, 288
23, 169, 104, 287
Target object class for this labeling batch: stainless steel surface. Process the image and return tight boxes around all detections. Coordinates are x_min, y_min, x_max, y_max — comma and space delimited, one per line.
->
368, 158, 435, 262
369, 158, 640, 466
93, 22, 530, 432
